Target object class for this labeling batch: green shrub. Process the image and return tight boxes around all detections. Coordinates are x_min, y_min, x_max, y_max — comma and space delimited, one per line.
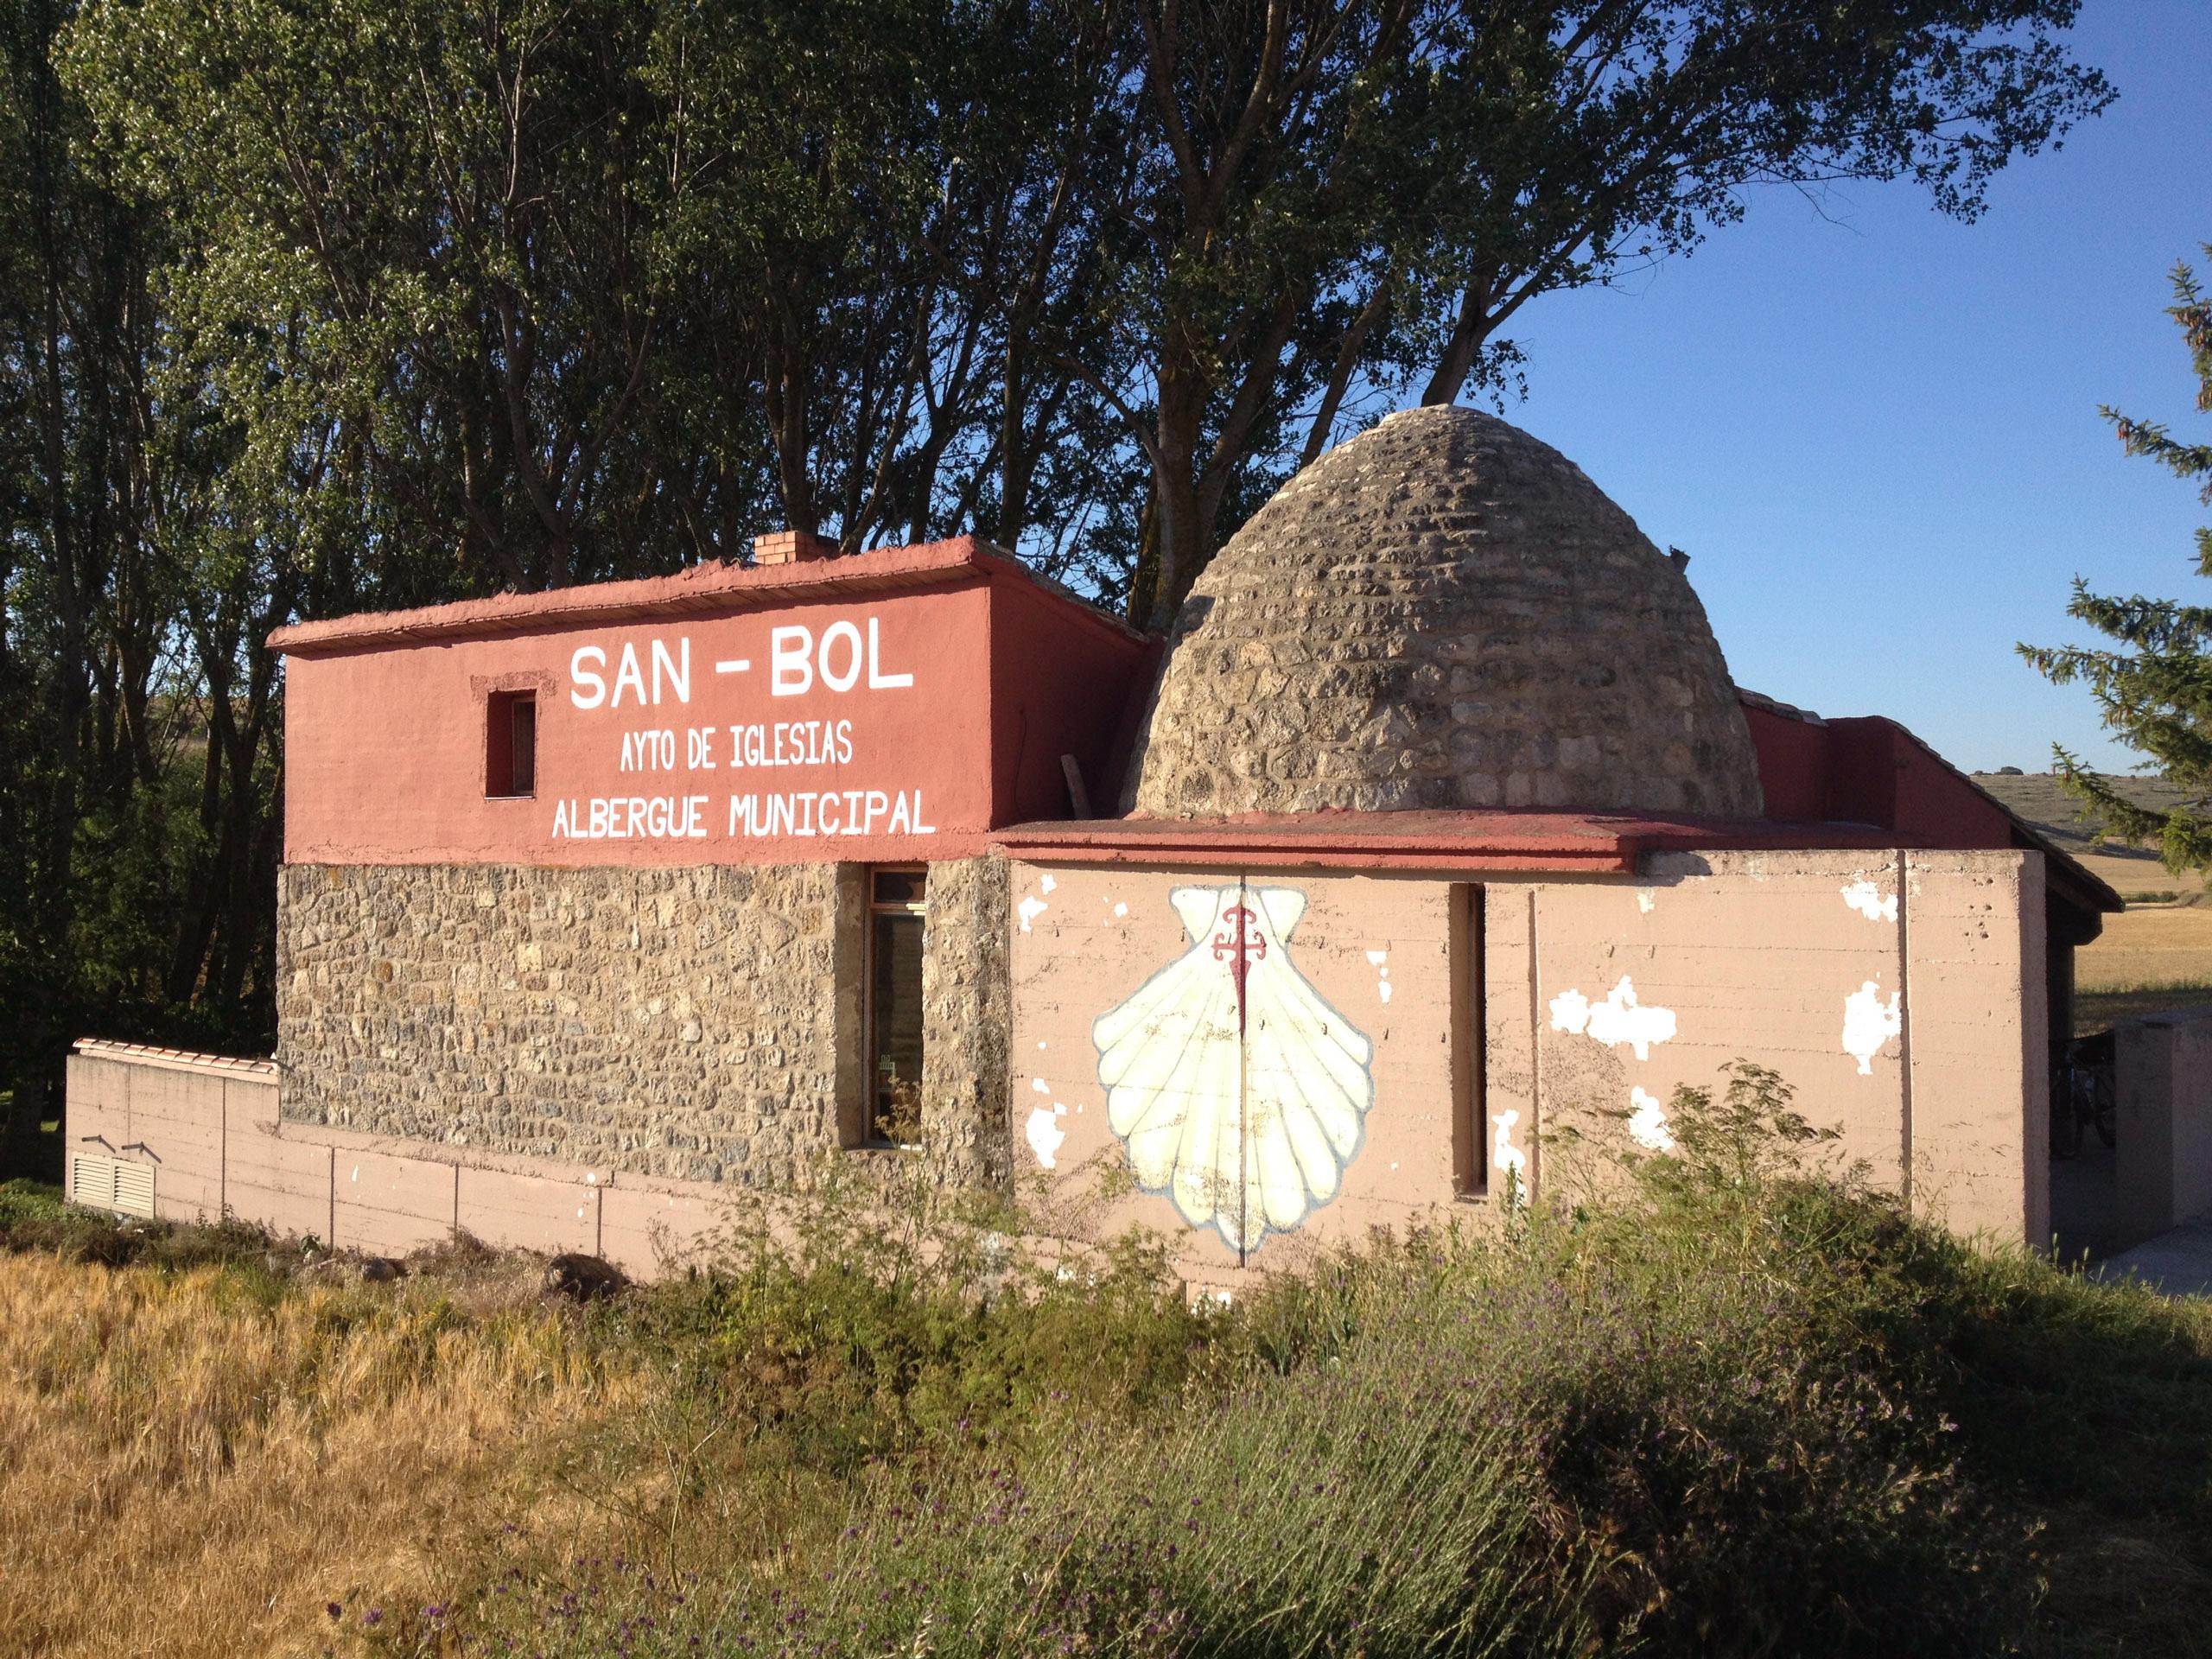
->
0, 1177, 280, 1271
372, 1076, 2037, 1659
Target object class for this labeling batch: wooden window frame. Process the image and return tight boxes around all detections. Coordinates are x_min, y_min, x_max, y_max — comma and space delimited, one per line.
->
486, 690, 537, 800
861, 866, 929, 1150
1452, 882, 1488, 1198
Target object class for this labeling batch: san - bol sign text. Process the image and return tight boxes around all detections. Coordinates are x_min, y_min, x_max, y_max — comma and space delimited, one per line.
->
547, 613, 938, 844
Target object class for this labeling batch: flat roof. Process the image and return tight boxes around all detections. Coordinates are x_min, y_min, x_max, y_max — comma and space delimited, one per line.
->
267, 536, 1145, 658
992, 809, 1910, 875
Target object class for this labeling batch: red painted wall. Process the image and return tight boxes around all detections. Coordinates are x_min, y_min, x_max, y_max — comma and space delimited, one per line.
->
990, 580, 1162, 823
1738, 704, 1830, 822
283, 555, 1152, 867
1743, 702, 2012, 850
1826, 717, 2012, 849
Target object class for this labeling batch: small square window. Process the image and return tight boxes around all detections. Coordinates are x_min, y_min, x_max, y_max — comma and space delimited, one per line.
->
486, 691, 537, 798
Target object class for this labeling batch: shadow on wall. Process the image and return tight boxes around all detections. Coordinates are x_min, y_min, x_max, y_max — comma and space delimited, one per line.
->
2047, 1007, 2212, 1262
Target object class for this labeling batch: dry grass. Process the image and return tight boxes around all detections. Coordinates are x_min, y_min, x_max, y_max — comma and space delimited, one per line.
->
2072, 849, 2200, 896
2076, 982, 2212, 1035
2076, 903, 2212, 991
0, 1250, 644, 1659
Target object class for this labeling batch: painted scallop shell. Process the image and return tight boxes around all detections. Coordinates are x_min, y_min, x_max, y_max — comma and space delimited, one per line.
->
1092, 885, 1374, 1255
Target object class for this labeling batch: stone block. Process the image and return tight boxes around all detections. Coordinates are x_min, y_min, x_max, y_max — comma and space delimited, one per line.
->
276, 856, 1012, 1197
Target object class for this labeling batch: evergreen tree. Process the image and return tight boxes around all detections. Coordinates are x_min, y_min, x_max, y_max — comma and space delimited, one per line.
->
2023, 248, 2212, 874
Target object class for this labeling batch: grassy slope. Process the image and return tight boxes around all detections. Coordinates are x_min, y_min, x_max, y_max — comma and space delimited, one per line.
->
5, 1080, 2212, 1659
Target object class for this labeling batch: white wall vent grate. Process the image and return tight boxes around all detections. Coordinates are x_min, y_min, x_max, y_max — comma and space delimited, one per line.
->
72, 1153, 155, 1219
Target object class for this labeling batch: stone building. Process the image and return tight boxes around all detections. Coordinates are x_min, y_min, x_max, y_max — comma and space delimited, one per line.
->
67, 408, 2118, 1275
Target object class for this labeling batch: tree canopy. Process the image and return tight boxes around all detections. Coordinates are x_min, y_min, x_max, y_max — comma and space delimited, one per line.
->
1, 0, 2110, 1166
2023, 247, 2212, 875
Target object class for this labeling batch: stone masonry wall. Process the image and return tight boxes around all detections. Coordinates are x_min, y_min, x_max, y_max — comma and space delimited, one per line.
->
277, 857, 1009, 1189
1127, 405, 1763, 817
921, 854, 1012, 1185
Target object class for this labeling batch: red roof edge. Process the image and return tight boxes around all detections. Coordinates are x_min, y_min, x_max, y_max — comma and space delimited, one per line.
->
1738, 690, 2120, 914
268, 536, 1148, 658
991, 809, 1905, 875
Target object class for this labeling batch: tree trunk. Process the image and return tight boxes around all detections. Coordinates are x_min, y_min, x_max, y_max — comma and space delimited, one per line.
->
1419, 270, 1498, 407
1145, 346, 1207, 633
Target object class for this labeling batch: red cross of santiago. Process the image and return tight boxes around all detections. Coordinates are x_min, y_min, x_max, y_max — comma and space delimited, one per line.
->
1211, 905, 1268, 1029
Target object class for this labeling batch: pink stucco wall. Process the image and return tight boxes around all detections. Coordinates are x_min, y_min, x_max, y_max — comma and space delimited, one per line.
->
1006, 849, 2048, 1274
65, 1042, 740, 1276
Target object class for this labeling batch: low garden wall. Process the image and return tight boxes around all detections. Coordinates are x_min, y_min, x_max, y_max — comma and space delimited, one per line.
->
64, 1039, 744, 1276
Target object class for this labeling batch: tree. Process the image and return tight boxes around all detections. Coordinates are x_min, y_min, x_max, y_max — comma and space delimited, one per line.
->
0, 0, 2115, 1173
2, 0, 286, 1174
1107, 0, 2115, 628
63, 0, 2113, 626
2023, 249, 2212, 876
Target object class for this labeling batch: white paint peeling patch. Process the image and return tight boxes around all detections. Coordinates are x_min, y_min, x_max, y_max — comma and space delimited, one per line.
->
1039, 873, 1058, 893
1113, 901, 1128, 918
1491, 1110, 1529, 1181
1549, 976, 1677, 1060
1052, 1102, 1067, 1116
1031, 1077, 1051, 1094
1628, 1086, 1676, 1152
1365, 949, 1389, 966
1024, 1107, 1065, 1169
1037, 1039, 1048, 1050
1017, 895, 1049, 932
1840, 880, 1899, 923
1842, 981, 1903, 1075
1378, 979, 1394, 1004
1636, 887, 1656, 913
1548, 988, 1591, 1034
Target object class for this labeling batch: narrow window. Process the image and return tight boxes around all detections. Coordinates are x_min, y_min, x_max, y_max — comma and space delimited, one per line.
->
865, 868, 928, 1147
486, 691, 537, 798
1453, 882, 1487, 1197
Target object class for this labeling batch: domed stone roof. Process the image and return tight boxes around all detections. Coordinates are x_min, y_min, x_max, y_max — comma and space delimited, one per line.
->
1125, 406, 1764, 817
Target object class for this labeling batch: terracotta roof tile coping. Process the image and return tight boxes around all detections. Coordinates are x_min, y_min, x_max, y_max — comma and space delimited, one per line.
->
991, 809, 1905, 875
267, 536, 1145, 657
73, 1038, 278, 1077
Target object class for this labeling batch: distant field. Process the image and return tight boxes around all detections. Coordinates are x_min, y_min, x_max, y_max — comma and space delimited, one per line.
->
2077, 982, 2212, 1034
1969, 772, 2212, 1030
1968, 770, 2190, 853
2074, 906, 2212, 994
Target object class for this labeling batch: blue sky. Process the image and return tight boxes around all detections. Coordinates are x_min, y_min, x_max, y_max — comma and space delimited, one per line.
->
1498, 0, 2212, 775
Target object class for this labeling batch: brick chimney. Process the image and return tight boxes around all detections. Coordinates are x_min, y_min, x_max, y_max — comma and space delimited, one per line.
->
752, 529, 836, 566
